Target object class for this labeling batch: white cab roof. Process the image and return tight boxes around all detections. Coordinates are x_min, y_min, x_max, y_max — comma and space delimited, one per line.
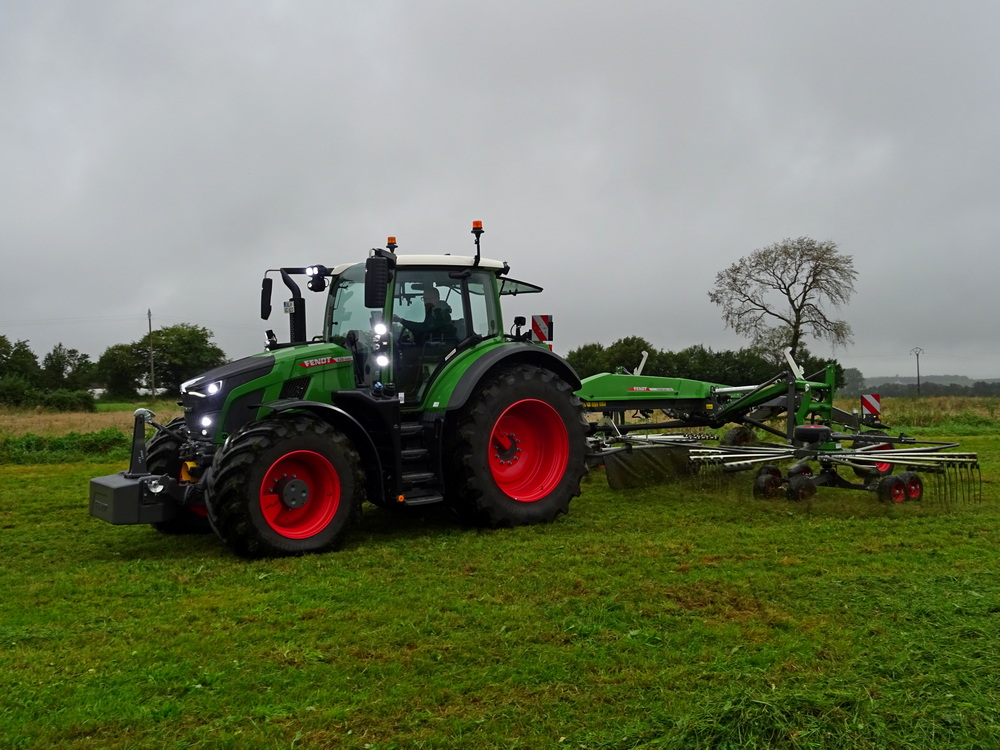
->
394, 254, 506, 270
331, 254, 507, 275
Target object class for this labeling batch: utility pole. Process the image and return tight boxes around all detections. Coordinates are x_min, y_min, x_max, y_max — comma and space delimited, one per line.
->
148, 309, 155, 397
910, 347, 923, 395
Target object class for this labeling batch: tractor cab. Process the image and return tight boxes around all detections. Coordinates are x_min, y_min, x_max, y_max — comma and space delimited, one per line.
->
256, 222, 545, 408
326, 254, 522, 405
321, 225, 544, 406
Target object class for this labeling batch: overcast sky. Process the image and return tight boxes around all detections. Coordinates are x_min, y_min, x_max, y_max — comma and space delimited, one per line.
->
3, 1, 999, 381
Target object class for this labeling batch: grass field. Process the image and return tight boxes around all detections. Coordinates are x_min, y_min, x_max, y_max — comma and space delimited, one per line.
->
3, 423, 999, 748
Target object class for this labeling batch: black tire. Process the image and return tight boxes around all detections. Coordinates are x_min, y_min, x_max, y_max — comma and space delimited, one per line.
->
898, 471, 923, 501
753, 473, 782, 500
721, 426, 755, 447
787, 462, 813, 478
147, 417, 211, 535
756, 465, 782, 479
786, 475, 817, 502
206, 416, 364, 558
876, 475, 906, 504
446, 364, 588, 527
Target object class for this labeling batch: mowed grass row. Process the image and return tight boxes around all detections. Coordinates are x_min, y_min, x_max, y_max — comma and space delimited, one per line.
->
2, 435, 1000, 749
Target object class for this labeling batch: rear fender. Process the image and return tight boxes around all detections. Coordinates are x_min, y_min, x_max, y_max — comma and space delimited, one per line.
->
441, 343, 581, 412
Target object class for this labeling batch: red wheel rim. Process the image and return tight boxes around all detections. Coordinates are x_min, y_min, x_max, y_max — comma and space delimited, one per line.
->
870, 443, 893, 474
489, 399, 569, 502
904, 477, 923, 500
889, 480, 905, 503
259, 450, 340, 538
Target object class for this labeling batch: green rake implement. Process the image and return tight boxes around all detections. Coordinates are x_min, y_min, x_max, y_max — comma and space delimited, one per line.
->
580, 350, 981, 504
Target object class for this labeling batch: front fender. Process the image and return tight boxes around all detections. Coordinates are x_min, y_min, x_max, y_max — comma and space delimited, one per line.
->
259, 399, 385, 501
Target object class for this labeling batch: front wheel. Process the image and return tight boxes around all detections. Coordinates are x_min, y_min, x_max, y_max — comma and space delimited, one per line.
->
447, 364, 588, 527
207, 416, 364, 558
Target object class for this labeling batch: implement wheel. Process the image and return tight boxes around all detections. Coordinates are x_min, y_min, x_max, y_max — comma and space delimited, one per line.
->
786, 475, 817, 502
787, 462, 813, 478
852, 432, 895, 478
756, 465, 782, 479
898, 471, 924, 501
876, 475, 906, 504
753, 473, 782, 500
147, 417, 211, 535
447, 364, 588, 527
207, 416, 363, 558
721, 426, 755, 447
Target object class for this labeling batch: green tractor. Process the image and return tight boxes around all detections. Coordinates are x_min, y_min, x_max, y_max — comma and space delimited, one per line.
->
90, 223, 589, 558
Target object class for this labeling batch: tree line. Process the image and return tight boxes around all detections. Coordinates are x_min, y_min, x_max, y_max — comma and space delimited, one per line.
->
0, 324, 227, 410
862, 380, 1000, 398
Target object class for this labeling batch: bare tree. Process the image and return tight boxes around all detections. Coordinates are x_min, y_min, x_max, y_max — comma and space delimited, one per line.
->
708, 237, 857, 359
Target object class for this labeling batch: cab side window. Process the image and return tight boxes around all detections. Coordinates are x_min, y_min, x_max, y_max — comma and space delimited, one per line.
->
390, 269, 499, 403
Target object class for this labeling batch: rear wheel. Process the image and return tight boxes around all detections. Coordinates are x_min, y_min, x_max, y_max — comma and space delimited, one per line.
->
147, 417, 211, 535
447, 364, 588, 527
207, 416, 363, 558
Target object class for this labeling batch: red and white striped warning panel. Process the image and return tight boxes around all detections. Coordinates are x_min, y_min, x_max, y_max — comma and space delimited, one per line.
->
861, 394, 881, 417
531, 314, 553, 344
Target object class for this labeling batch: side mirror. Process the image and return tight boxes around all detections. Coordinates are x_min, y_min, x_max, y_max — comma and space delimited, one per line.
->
260, 277, 273, 320
365, 256, 390, 309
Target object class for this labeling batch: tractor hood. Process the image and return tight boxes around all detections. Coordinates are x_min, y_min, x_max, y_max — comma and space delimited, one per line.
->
180, 354, 276, 400
180, 354, 276, 440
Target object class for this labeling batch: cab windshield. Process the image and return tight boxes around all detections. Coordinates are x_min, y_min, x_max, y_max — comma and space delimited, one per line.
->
324, 264, 372, 344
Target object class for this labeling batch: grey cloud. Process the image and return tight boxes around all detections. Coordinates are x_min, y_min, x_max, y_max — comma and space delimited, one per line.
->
2, 0, 998, 379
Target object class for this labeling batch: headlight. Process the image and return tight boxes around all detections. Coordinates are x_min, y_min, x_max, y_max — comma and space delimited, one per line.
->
181, 378, 224, 399
192, 412, 220, 438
